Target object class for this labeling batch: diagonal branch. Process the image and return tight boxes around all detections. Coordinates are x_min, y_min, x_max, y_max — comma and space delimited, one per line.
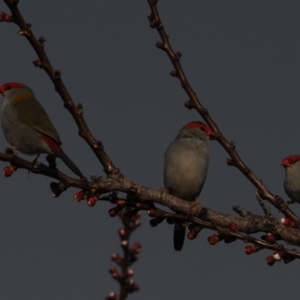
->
146, 0, 299, 222
3, 0, 120, 177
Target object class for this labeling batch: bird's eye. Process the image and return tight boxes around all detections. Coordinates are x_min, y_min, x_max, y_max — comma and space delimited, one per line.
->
6, 85, 12, 90
200, 127, 205, 131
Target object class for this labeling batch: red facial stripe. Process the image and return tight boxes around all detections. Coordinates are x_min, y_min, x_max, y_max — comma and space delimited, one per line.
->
280, 155, 300, 167
40, 135, 62, 154
0, 82, 24, 93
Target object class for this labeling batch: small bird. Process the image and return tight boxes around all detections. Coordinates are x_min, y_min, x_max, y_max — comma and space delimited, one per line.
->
281, 155, 300, 204
0, 82, 83, 177
164, 121, 215, 251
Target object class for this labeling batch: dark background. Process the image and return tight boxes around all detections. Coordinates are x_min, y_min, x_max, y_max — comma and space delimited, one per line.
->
0, 1, 300, 299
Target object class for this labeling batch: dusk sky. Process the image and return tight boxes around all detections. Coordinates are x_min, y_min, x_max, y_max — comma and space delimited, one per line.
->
1, 1, 300, 299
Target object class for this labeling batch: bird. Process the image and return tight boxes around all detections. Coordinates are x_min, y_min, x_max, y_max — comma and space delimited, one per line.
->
281, 155, 300, 204
0, 82, 83, 177
164, 121, 215, 251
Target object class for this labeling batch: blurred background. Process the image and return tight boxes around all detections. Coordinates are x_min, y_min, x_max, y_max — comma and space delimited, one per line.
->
0, 1, 300, 299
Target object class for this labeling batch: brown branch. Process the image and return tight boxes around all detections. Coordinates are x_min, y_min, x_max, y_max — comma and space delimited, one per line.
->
149, 207, 300, 259
1, 1, 300, 266
146, 0, 299, 223
2, 0, 120, 177
1, 151, 300, 252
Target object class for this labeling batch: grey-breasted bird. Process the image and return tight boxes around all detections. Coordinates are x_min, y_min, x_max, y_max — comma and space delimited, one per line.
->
164, 121, 215, 251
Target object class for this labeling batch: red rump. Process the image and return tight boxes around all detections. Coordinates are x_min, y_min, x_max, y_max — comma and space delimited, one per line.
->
40, 134, 62, 153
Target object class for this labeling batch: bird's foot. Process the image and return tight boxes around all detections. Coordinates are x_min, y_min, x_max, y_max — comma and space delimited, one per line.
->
279, 200, 294, 212
187, 198, 201, 217
46, 154, 57, 169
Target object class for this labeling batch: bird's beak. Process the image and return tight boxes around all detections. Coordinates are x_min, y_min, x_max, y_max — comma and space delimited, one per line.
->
280, 159, 290, 167
208, 131, 217, 140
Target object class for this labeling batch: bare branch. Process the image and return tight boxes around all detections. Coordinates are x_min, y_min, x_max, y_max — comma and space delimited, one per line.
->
146, 0, 299, 223
3, 0, 120, 177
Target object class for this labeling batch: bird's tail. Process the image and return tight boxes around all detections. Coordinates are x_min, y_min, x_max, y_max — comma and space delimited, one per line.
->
173, 223, 186, 251
56, 151, 83, 177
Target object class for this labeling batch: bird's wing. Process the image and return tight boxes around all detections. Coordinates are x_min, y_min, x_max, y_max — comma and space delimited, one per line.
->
14, 95, 62, 145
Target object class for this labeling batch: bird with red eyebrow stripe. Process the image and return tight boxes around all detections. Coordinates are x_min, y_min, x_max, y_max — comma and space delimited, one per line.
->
281, 155, 300, 204
0, 82, 83, 177
164, 121, 216, 251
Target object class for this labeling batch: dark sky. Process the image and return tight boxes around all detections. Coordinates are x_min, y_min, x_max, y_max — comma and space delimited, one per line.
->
1, 1, 300, 299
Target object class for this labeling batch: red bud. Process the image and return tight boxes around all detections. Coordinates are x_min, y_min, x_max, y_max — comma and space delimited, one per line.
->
228, 222, 238, 231
118, 228, 127, 238
87, 196, 97, 207
109, 267, 120, 279
207, 235, 219, 245
266, 255, 276, 266
130, 242, 142, 255
281, 217, 297, 228
244, 245, 260, 255
148, 208, 165, 218
116, 198, 126, 208
125, 279, 139, 292
187, 224, 202, 240
124, 268, 134, 277
3, 166, 15, 177
0, 12, 13, 22
262, 233, 276, 243
111, 253, 122, 265
109, 207, 122, 217
105, 292, 117, 300
73, 191, 86, 202
121, 240, 129, 248
136, 202, 149, 210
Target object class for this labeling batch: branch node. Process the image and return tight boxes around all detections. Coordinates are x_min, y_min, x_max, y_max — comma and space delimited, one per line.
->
93, 141, 102, 149
38, 36, 46, 44
32, 60, 43, 69
175, 51, 182, 59
181, 81, 187, 88
170, 70, 177, 77
229, 141, 235, 149
155, 41, 165, 50
184, 100, 194, 109
149, 19, 160, 29
18, 29, 31, 37
63, 102, 72, 109
227, 158, 234, 166
54, 69, 62, 79
77, 103, 83, 114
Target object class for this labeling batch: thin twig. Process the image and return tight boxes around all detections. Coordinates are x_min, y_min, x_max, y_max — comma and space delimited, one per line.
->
3, 0, 120, 177
146, 0, 299, 222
